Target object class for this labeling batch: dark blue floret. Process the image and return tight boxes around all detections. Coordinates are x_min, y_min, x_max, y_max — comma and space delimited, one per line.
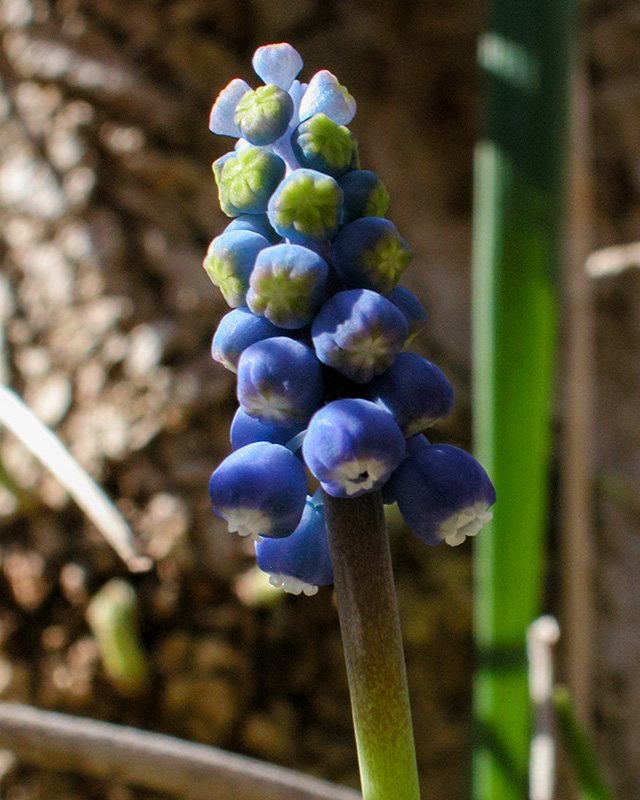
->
302, 398, 406, 498
211, 307, 288, 371
230, 407, 305, 451
255, 497, 333, 595
386, 437, 496, 546
331, 217, 412, 295
338, 170, 390, 225
208, 442, 308, 539
366, 352, 454, 437
386, 286, 429, 342
311, 289, 408, 383
237, 337, 323, 425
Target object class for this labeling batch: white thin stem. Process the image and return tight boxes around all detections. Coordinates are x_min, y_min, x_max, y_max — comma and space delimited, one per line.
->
0, 383, 150, 572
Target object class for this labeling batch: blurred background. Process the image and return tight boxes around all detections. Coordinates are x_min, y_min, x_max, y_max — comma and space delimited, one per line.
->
0, 1, 638, 798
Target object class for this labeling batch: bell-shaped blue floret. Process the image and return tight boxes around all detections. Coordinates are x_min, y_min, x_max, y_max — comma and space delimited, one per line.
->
387, 286, 428, 343
203, 231, 270, 308
255, 497, 333, 595
230, 407, 305, 451
252, 43, 303, 91
237, 337, 323, 425
209, 78, 252, 137
247, 243, 329, 329
209, 442, 308, 539
224, 213, 281, 244
299, 70, 356, 125
386, 436, 496, 546
234, 85, 294, 146
267, 169, 343, 244
213, 146, 286, 217
211, 307, 287, 371
331, 217, 413, 295
311, 289, 408, 383
338, 170, 390, 225
366, 352, 454, 437
291, 113, 358, 179
302, 398, 406, 498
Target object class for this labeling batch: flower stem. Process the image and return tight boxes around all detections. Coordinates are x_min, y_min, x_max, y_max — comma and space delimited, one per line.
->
323, 490, 421, 800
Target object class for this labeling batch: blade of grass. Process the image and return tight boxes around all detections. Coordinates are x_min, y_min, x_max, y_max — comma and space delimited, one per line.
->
0, 383, 151, 572
471, 2, 575, 798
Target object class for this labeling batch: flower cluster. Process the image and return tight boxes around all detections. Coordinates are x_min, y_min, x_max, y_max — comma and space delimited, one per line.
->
205, 43, 495, 596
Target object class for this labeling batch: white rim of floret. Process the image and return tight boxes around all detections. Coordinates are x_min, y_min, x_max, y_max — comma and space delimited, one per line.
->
219, 506, 273, 540
269, 573, 319, 596
440, 501, 493, 547
331, 456, 390, 496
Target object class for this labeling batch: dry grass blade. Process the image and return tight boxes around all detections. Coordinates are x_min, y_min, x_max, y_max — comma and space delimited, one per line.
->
0, 383, 151, 572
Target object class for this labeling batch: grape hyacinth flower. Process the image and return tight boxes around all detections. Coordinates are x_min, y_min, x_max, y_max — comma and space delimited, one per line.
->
247, 243, 329, 328
302, 398, 406, 498
211, 306, 287, 372
366, 351, 454, 437
237, 337, 323, 425
386, 436, 496, 547
255, 496, 333, 596
208, 442, 307, 539
203, 42, 495, 800
203, 230, 270, 308
312, 289, 408, 383
332, 217, 413, 295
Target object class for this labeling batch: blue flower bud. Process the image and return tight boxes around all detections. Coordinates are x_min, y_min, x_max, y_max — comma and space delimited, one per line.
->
386, 437, 496, 546
299, 70, 356, 125
255, 496, 333, 595
291, 113, 358, 179
230, 407, 305, 450
213, 146, 286, 217
386, 286, 428, 343
209, 78, 252, 137
267, 169, 343, 243
366, 352, 454, 437
234, 85, 294, 146
211, 307, 287, 371
302, 398, 406, 498
338, 170, 390, 225
237, 337, 323, 425
224, 213, 281, 244
247, 243, 329, 329
209, 442, 307, 539
331, 217, 413, 295
203, 231, 270, 308
252, 43, 303, 91
311, 289, 408, 383
288, 80, 308, 130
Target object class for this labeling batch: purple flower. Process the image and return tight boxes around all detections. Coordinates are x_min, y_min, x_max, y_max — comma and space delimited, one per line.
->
386, 436, 496, 546
386, 286, 428, 343
267, 169, 343, 243
255, 496, 333, 595
311, 289, 408, 383
252, 43, 303, 91
209, 442, 307, 539
237, 337, 323, 425
299, 70, 356, 125
203, 231, 270, 308
230, 407, 305, 451
302, 398, 406, 498
211, 307, 287, 372
366, 352, 454, 437
247, 243, 329, 329
331, 217, 413, 295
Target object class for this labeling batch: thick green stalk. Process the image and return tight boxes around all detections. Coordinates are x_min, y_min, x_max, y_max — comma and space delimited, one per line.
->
553, 686, 617, 800
471, 2, 574, 798
323, 491, 421, 800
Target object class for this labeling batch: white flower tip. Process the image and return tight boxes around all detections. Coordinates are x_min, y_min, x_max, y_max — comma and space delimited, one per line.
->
268, 573, 318, 596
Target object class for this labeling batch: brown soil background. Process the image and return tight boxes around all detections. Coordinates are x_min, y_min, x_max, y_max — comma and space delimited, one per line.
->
0, 1, 639, 798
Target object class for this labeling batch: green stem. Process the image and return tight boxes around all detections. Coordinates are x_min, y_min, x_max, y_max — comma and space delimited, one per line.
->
323, 490, 420, 800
